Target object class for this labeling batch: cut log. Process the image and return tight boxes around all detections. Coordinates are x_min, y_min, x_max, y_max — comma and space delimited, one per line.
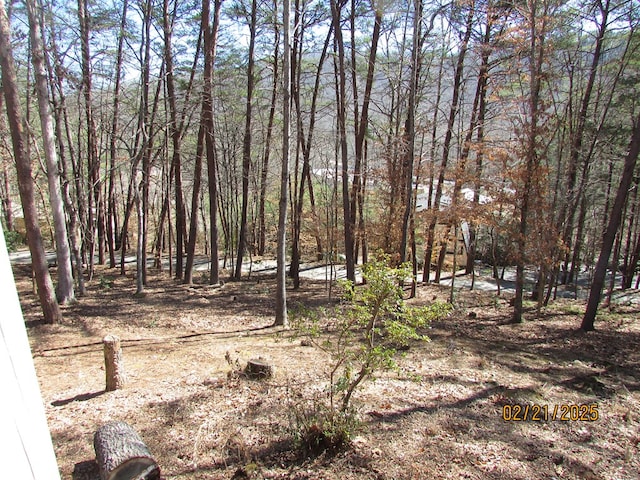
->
103, 335, 126, 391
94, 421, 160, 480
244, 358, 274, 379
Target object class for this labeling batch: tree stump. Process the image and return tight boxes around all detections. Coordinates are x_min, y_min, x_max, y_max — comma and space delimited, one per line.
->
244, 358, 274, 379
103, 335, 126, 391
94, 421, 160, 480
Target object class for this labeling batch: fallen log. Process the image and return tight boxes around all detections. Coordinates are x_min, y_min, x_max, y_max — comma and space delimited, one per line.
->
93, 421, 160, 480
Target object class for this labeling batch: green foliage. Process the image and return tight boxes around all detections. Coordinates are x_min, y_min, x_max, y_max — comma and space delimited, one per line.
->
3, 229, 23, 252
291, 253, 452, 449
99, 275, 114, 289
289, 398, 358, 454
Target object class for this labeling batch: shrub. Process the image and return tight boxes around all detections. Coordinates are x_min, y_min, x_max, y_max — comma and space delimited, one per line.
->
3, 229, 23, 252
292, 253, 452, 448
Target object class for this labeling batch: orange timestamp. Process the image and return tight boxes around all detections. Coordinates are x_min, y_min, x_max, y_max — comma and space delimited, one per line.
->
502, 403, 599, 422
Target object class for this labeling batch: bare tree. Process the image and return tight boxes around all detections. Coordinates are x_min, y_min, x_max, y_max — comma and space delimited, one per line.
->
330, 0, 355, 283
257, 2, 280, 257
43, 6, 86, 295
424, 1, 475, 284
26, 0, 75, 304
107, 0, 129, 269
164, 0, 186, 281
290, 3, 332, 288
234, 0, 258, 280
78, 0, 106, 275
511, 0, 554, 323
400, 0, 422, 293
351, 0, 382, 268
0, 0, 61, 323
582, 110, 640, 331
275, 0, 290, 327
203, 0, 224, 285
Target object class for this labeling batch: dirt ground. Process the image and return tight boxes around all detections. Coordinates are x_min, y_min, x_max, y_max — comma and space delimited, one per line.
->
15, 262, 640, 480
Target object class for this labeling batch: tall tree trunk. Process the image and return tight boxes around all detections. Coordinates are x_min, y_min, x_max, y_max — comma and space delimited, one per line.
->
235, 0, 258, 280
140, 40, 164, 286
47, 10, 87, 274
135, 182, 144, 294
163, 0, 186, 280
290, 0, 306, 288
290, 20, 333, 288
275, 0, 290, 327
0, 0, 62, 323
400, 0, 421, 266
107, 0, 129, 269
512, 0, 548, 323
258, 6, 279, 256
26, 0, 74, 304
429, 2, 475, 283
423, 43, 446, 283
467, 9, 493, 275
330, 0, 355, 282
156, 6, 206, 276
119, 1, 158, 278
621, 179, 638, 289
582, 111, 640, 331
558, 0, 610, 281
184, 124, 205, 285
352, 3, 382, 266
44, 12, 85, 295
203, 0, 223, 285
78, 0, 105, 274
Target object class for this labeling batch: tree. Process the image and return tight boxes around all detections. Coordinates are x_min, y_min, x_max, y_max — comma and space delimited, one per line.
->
234, 0, 258, 280
466, 0, 499, 278
290, 1, 332, 289
350, 0, 382, 269
26, 0, 74, 304
399, 0, 419, 266
582, 110, 640, 331
510, 0, 555, 323
559, 0, 612, 278
164, 0, 187, 281
43, 4, 86, 296
203, 0, 223, 285
0, 0, 61, 323
77, 0, 106, 276
107, 0, 129, 269
399, 0, 422, 298
275, 0, 290, 327
424, 0, 475, 284
330, 0, 356, 283
257, 1, 280, 257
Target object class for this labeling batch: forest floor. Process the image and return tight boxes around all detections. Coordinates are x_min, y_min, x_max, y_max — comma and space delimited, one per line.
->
14, 259, 640, 480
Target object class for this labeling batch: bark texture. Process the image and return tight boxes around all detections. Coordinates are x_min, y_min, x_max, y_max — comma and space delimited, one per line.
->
26, 0, 75, 304
103, 335, 126, 391
94, 421, 159, 480
0, 0, 62, 323
582, 111, 640, 331
245, 358, 274, 379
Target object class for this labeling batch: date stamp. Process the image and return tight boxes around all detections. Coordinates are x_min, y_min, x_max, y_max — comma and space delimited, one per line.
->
502, 403, 599, 422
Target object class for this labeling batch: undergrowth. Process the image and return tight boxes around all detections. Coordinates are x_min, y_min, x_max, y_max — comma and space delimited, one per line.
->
290, 253, 452, 451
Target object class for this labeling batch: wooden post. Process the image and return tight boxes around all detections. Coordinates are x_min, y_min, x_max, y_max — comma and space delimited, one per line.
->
93, 421, 160, 480
103, 335, 126, 391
